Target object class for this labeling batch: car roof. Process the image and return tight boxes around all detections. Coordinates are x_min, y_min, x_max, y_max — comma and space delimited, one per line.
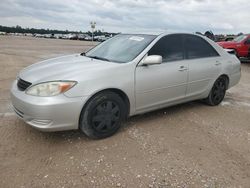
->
119, 32, 205, 37
120, 31, 167, 36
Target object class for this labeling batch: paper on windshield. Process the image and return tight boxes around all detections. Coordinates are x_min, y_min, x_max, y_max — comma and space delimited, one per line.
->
129, 36, 144, 41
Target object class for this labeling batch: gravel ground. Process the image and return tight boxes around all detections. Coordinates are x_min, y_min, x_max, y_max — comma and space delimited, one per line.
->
0, 36, 250, 188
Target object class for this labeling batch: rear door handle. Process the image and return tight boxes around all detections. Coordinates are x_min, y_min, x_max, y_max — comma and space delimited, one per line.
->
178, 66, 188, 71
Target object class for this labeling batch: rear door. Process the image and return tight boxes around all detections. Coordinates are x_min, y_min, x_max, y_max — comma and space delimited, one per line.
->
184, 34, 222, 97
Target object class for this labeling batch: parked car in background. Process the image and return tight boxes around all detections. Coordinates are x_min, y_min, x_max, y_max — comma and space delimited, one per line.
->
78, 34, 88, 40
216, 36, 235, 42
11, 33, 241, 139
224, 36, 235, 41
217, 34, 250, 61
54, 34, 63, 39
68, 34, 78, 40
84, 35, 92, 41
97, 35, 110, 42
34, 34, 44, 38
44, 34, 53, 38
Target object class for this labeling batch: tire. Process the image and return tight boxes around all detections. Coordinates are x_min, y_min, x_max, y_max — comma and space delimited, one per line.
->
79, 91, 127, 139
205, 77, 227, 106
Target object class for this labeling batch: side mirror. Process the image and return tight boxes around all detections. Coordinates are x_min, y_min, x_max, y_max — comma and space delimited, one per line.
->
244, 40, 250, 45
142, 55, 162, 66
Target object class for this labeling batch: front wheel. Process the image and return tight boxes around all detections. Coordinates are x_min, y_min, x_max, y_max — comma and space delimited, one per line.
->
79, 91, 126, 139
205, 77, 227, 106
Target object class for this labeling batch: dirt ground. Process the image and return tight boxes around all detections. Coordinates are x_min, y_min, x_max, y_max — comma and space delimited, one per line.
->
0, 36, 250, 188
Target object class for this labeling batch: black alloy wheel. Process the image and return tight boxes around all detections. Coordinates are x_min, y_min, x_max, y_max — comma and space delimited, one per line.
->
206, 77, 227, 106
79, 91, 126, 139
91, 101, 120, 133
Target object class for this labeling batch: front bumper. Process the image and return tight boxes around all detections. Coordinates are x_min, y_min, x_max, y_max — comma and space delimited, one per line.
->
10, 80, 88, 131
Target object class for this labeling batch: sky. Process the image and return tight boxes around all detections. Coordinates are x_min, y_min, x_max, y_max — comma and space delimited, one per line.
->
0, 0, 250, 34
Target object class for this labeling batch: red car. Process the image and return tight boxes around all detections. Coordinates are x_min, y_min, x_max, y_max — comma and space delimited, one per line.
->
217, 34, 250, 60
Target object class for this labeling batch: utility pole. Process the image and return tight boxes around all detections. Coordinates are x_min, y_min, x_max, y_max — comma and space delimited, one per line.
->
90, 21, 96, 42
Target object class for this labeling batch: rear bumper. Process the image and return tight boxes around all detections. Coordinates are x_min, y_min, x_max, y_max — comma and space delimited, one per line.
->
229, 71, 241, 88
10, 80, 88, 132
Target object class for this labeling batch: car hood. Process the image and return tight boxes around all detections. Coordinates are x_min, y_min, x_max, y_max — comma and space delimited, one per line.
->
217, 41, 237, 48
19, 54, 119, 83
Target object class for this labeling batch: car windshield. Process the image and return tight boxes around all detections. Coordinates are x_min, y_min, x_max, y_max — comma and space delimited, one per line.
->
233, 35, 247, 43
85, 34, 156, 63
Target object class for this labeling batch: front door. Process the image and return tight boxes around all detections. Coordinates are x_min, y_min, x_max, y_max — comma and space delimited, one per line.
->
135, 34, 188, 112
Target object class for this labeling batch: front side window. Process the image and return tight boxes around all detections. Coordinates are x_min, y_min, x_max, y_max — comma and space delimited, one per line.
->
148, 34, 184, 62
185, 35, 219, 59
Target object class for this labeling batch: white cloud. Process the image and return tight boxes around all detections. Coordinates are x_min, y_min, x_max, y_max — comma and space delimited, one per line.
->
0, 0, 249, 34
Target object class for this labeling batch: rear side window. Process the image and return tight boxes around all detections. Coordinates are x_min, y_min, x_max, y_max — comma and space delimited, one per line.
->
148, 34, 184, 62
185, 35, 219, 59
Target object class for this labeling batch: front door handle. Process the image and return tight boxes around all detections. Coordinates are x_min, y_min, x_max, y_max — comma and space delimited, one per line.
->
178, 66, 188, 71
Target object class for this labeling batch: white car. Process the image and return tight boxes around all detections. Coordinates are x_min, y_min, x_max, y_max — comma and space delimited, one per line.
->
11, 33, 241, 139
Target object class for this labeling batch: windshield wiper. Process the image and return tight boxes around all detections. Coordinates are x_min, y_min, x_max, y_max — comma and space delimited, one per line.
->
80, 52, 86, 56
87, 55, 110, 62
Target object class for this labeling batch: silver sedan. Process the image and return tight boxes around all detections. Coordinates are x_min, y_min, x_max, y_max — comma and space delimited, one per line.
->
11, 33, 241, 139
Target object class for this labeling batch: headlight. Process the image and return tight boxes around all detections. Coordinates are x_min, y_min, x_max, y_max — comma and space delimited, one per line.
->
26, 81, 77, 97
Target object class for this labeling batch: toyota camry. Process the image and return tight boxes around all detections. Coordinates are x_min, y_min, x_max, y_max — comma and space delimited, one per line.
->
11, 33, 241, 139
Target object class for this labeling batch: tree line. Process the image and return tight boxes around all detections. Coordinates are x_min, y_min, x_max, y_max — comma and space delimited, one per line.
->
0, 25, 117, 36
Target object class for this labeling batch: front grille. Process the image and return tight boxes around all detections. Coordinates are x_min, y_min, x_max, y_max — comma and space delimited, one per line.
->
17, 79, 32, 91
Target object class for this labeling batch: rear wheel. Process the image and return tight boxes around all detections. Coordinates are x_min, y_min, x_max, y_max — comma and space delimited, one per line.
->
79, 91, 126, 139
205, 77, 227, 106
